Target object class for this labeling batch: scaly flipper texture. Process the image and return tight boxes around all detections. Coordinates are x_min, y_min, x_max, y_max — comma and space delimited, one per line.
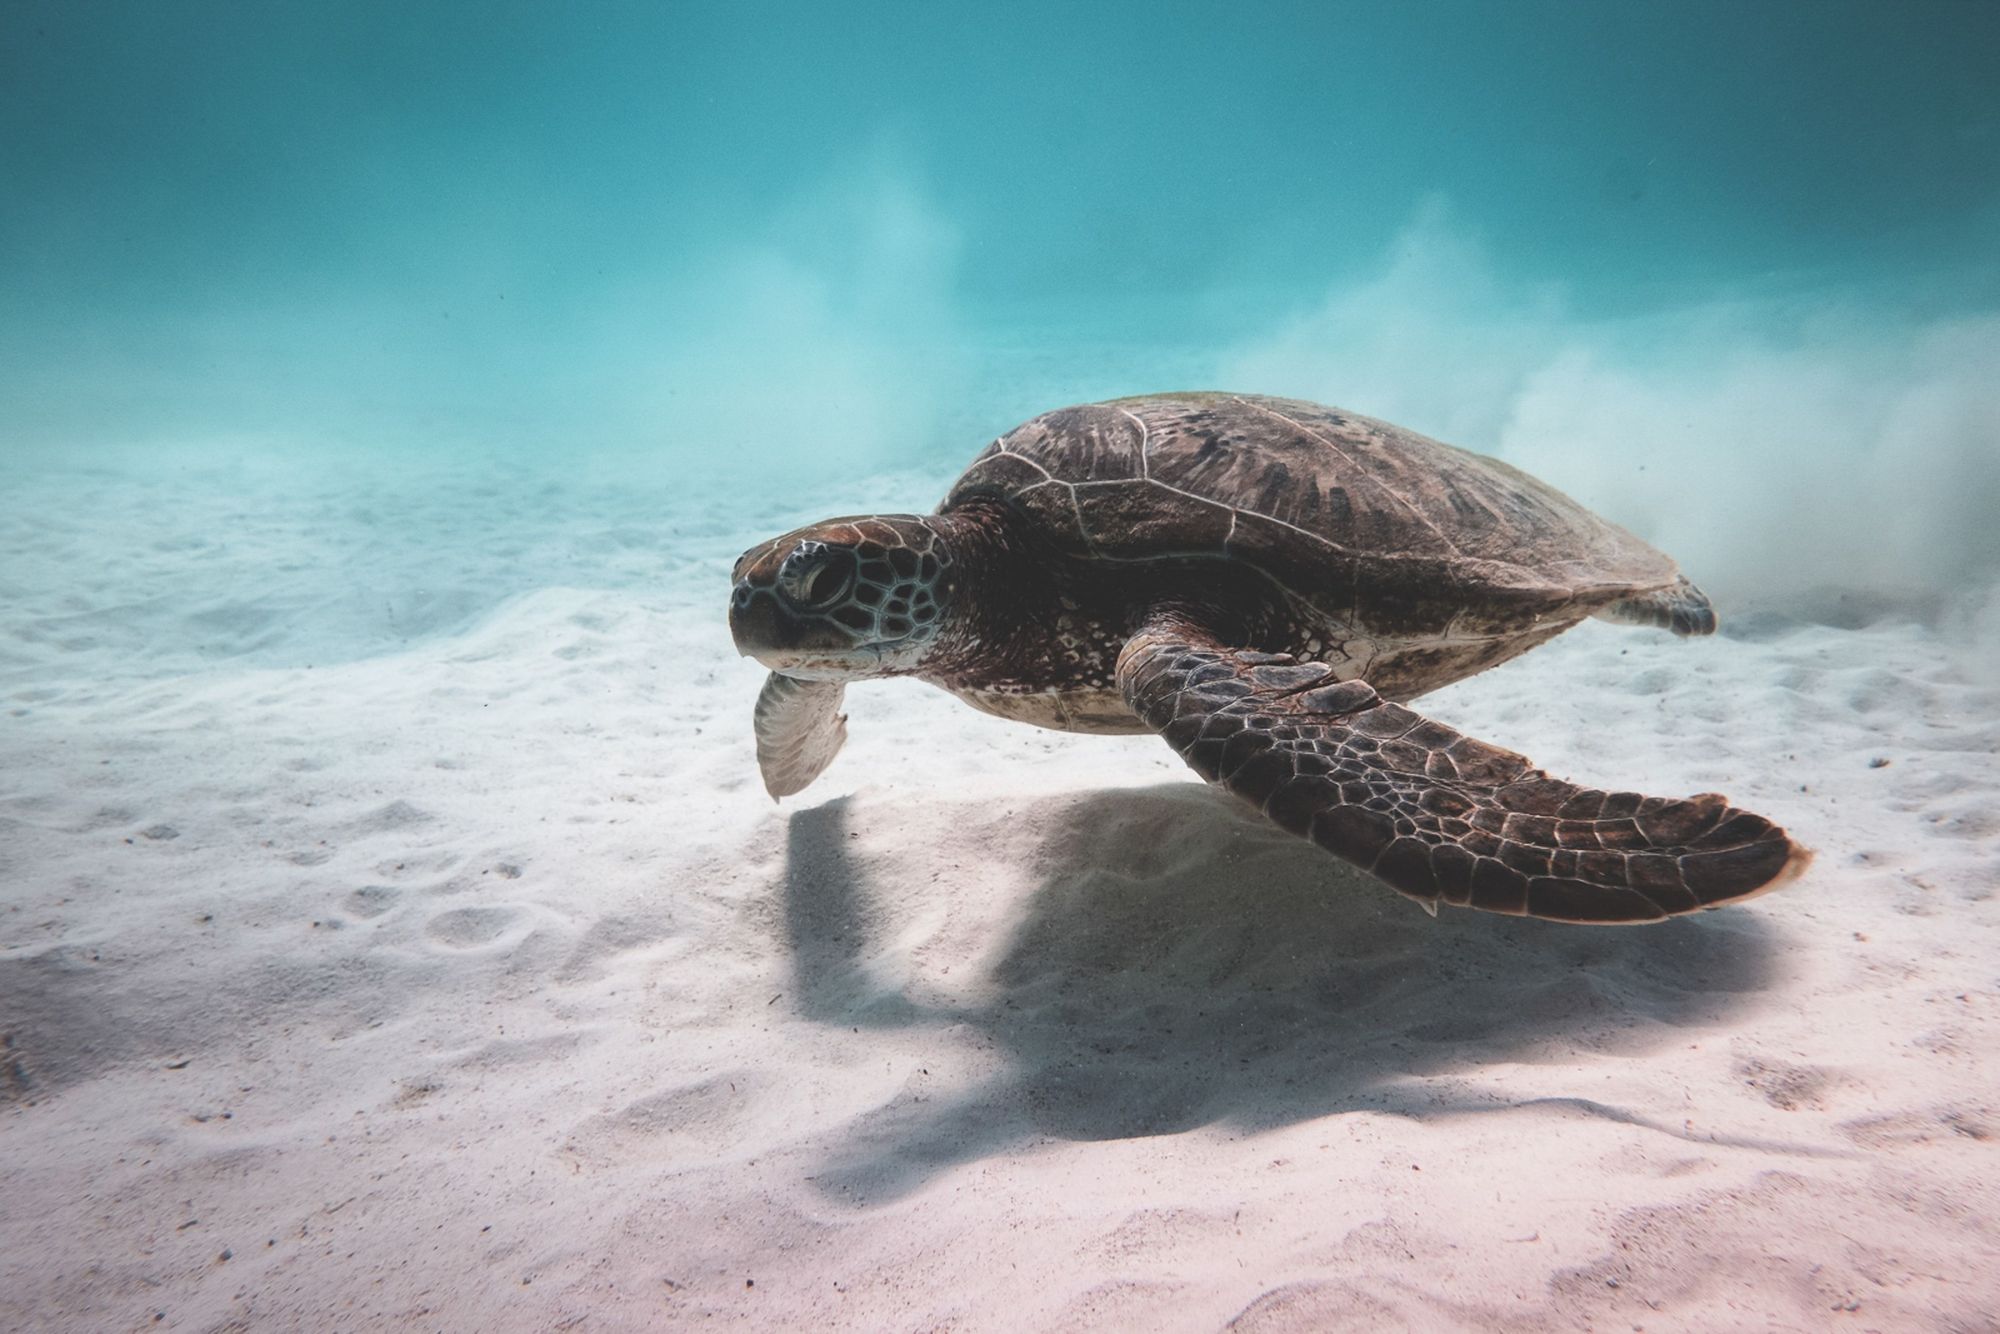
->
754, 672, 847, 799
1116, 615, 1809, 923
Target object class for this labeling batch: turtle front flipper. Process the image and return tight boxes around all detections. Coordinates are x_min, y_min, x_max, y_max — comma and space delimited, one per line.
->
754, 672, 848, 799
1116, 615, 1810, 923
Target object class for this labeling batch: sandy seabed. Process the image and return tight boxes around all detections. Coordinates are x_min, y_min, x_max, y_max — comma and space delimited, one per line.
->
2, 450, 1997, 1333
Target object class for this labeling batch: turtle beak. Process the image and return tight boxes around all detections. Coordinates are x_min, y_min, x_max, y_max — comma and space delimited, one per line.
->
728, 579, 772, 658
729, 580, 834, 660
729, 578, 868, 678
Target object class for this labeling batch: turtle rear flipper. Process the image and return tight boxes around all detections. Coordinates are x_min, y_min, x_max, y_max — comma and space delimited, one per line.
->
754, 673, 847, 799
1116, 615, 1809, 923
1595, 575, 1717, 637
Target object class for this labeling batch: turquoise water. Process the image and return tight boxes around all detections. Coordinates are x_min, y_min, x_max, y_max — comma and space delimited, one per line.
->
4, 1, 1998, 604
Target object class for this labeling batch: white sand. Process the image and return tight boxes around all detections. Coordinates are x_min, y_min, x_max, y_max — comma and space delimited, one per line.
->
3, 450, 1997, 1332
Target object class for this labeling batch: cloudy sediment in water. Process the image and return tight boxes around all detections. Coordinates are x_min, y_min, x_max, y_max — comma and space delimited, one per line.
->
7, 6, 1996, 540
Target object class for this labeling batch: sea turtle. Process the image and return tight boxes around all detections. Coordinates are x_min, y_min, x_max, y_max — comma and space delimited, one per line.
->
728, 393, 1808, 924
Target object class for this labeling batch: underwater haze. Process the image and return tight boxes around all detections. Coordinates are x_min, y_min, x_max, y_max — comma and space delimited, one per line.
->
7, 3, 2000, 597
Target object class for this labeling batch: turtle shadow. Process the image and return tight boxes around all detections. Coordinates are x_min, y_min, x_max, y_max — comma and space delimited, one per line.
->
780, 795, 926, 1027
782, 783, 1786, 1203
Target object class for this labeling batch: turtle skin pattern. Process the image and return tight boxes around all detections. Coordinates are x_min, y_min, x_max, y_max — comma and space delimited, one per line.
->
1117, 616, 1809, 924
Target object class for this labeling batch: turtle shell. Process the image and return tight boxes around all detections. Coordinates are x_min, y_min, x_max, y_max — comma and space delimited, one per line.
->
941, 393, 1679, 631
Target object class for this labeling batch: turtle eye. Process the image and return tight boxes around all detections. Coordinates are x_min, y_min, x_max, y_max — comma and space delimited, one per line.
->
778, 543, 853, 610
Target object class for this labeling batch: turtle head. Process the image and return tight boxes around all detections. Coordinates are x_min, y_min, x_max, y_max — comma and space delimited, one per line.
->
729, 515, 954, 679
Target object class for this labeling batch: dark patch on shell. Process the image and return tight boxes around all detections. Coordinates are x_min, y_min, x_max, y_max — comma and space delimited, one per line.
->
941, 393, 1683, 639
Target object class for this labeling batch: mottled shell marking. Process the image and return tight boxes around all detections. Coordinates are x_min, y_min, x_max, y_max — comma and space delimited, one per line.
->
943, 393, 1680, 633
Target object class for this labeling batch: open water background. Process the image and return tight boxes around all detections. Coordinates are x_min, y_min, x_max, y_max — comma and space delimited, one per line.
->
4, 1, 1998, 630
